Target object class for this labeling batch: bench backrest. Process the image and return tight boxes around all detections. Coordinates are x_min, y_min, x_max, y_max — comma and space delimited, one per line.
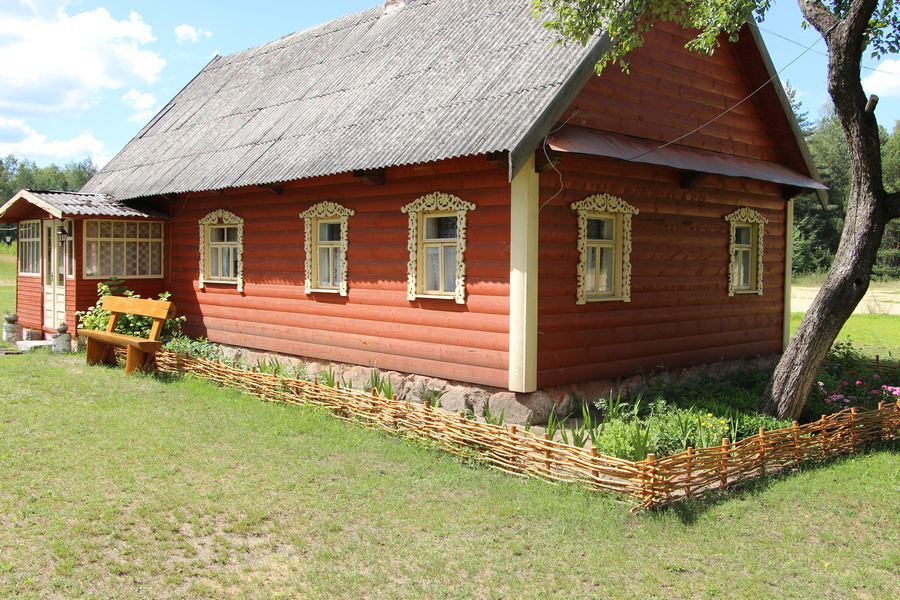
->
99, 296, 177, 341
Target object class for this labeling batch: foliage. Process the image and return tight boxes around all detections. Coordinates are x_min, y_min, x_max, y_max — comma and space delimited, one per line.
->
76, 277, 185, 341
0, 154, 96, 203
163, 334, 221, 360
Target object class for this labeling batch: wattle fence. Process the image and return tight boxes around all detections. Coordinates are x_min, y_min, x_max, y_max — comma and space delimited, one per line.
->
155, 350, 900, 510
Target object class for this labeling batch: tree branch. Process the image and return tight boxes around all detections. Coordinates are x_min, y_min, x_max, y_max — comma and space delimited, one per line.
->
798, 0, 838, 34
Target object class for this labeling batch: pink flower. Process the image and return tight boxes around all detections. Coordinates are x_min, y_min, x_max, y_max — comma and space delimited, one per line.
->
842, 381, 849, 386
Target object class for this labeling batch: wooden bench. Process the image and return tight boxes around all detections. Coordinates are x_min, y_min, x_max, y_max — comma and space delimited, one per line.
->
77, 295, 177, 375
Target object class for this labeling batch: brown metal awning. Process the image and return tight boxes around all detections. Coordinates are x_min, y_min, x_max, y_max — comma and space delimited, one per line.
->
546, 125, 828, 191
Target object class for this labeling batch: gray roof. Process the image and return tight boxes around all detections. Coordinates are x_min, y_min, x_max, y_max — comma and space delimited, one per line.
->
0, 189, 158, 220
82, 0, 606, 200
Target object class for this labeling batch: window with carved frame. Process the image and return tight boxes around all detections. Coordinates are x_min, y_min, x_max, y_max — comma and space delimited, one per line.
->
401, 192, 476, 304
199, 209, 244, 291
17, 220, 41, 275
724, 207, 767, 296
571, 194, 638, 304
299, 201, 354, 296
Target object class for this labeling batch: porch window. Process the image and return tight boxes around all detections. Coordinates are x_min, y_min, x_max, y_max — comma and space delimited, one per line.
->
401, 192, 476, 304
571, 194, 639, 304
725, 208, 767, 296
18, 221, 41, 275
199, 209, 244, 292
83, 220, 164, 279
299, 201, 354, 296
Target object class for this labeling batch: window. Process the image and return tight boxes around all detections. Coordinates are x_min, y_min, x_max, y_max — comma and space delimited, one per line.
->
84, 220, 163, 279
64, 219, 74, 278
401, 192, 476, 304
299, 201, 354, 296
199, 209, 244, 291
571, 194, 639, 304
725, 207, 767, 296
18, 220, 41, 275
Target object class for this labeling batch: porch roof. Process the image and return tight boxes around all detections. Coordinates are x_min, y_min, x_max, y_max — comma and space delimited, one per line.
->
0, 190, 160, 222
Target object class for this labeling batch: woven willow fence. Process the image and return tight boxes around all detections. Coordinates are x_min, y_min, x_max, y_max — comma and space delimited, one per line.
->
154, 350, 900, 510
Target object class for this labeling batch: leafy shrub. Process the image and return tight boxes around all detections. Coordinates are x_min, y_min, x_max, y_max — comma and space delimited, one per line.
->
76, 277, 185, 340
163, 333, 221, 360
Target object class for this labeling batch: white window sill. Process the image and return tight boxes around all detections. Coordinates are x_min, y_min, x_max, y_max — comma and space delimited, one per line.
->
203, 279, 239, 286
414, 293, 456, 301
308, 288, 341, 294
585, 295, 625, 303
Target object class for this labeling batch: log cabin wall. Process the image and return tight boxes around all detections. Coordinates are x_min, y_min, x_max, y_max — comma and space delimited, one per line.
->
536, 22, 789, 388
168, 155, 512, 388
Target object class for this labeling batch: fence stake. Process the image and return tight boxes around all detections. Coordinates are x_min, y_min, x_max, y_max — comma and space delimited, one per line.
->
685, 447, 693, 498
819, 415, 828, 457
590, 447, 599, 484
719, 438, 730, 488
543, 433, 551, 474
757, 427, 766, 476
642, 454, 656, 507
791, 421, 803, 466
850, 407, 858, 452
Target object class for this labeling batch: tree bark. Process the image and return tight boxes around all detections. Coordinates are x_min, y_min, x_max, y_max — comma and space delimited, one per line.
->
757, 0, 896, 419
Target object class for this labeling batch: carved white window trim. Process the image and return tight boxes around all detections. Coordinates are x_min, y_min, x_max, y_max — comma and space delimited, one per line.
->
299, 201, 355, 296
571, 194, 639, 305
401, 192, 476, 304
725, 207, 767, 296
199, 209, 244, 292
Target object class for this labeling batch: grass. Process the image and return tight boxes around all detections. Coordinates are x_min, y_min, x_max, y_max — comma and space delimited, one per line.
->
791, 312, 900, 360
0, 253, 15, 317
1, 351, 899, 599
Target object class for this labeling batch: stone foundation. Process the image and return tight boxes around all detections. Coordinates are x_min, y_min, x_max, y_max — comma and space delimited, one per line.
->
213, 343, 780, 426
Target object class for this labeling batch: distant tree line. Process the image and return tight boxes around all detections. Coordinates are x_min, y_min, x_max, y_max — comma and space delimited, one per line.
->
0, 155, 97, 206
790, 87, 900, 281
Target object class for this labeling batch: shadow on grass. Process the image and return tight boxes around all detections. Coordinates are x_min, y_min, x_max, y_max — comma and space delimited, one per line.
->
661, 439, 900, 525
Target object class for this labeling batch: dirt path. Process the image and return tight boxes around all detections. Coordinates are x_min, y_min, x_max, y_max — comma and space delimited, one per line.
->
791, 283, 900, 315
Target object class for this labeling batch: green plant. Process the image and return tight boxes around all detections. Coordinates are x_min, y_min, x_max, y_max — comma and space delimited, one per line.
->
163, 334, 221, 360
483, 405, 505, 427
318, 363, 337, 387
421, 383, 442, 408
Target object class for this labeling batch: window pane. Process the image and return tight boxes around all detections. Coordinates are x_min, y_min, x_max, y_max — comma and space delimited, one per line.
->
125, 222, 137, 239
138, 242, 150, 276
585, 246, 597, 292
221, 247, 232, 278
85, 241, 98, 276
209, 247, 220, 278
112, 221, 125, 238
210, 227, 224, 243
425, 216, 456, 240
150, 222, 162, 239
85, 221, 98, 238
99, 241, 112, 277
424, 246, 440, 291
126, 241, 138, 275
735, 225, 751, 245
99, 221, 111, 238
318, 247, 331, 287
740, 249, 751, 288
150, 242, 162, 275
442, 244, 456, 293
598, 246, 613, 292
113, 241, 125, 276
138, 222, 150, 239
319, 222, 341, 242
586, 217, 614, 241
225, 227, 237, 243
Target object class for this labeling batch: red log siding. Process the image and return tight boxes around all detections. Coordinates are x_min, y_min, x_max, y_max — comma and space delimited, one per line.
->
169, 155, 512, 387
559, 22, 780, 162
536, 155, 786, 388
15, 273, 41, 329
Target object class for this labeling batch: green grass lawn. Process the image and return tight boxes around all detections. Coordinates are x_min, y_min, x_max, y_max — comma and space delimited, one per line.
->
791, 312, 900, 361
1, 351, 898, 599
0, 253, 15, 315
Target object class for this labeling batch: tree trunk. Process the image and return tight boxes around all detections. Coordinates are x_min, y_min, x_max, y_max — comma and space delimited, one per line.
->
758, 0, 898, 419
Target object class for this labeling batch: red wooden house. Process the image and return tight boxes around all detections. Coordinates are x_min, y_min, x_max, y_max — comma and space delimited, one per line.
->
1, 0, 825, 396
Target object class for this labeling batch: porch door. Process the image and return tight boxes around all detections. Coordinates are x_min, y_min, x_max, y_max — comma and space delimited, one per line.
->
42, 219, 66, 329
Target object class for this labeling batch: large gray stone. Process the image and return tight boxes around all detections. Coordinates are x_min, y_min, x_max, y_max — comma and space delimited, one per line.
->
488, 390, 555, 426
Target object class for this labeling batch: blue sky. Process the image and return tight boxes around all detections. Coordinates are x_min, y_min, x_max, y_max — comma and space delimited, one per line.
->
1, 0, 898, 170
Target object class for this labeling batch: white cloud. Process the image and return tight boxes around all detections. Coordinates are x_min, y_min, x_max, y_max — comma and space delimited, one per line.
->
0, 118, 108, 167
175, 24, 212, 43
862, 58, 900, 98
122, 89, 157, 111
0, 5, 165, 118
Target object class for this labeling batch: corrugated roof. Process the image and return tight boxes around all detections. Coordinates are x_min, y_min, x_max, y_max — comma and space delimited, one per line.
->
0, 190, 159, 221
82, 0, 602, 200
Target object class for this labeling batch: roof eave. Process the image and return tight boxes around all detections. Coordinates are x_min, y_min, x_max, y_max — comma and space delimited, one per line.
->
0, 190, 63, 221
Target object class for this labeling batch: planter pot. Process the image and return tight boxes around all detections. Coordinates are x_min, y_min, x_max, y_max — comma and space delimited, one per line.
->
4, 313, 17, 324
